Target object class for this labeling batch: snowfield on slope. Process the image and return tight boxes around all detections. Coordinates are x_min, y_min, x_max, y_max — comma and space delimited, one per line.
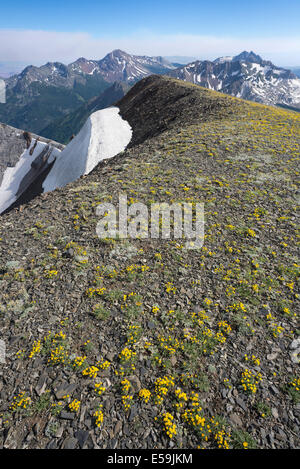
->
0, 107, 132, 214
0, 141, 61, 214
43, 107, 132, 192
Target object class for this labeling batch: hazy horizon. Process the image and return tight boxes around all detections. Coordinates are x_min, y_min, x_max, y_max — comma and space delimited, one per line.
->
1, 0, 300, 70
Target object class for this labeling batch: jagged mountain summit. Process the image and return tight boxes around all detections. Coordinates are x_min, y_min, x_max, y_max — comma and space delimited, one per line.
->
86, 49, 175, 82
214, 51, 267, 65
168, 51, 300, 108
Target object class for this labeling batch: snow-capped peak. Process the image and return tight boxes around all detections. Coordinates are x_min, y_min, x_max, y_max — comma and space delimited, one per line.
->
169, 51, 300, 108
214, 56, 233, 64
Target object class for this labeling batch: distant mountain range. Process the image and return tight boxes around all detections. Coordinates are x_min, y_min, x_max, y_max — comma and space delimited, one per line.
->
0, 50, 175, 136
0, 50, 300, 143
168, 51, 300, 108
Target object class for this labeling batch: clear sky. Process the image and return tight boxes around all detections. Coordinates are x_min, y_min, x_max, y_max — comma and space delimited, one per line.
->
0, 0, 300, 66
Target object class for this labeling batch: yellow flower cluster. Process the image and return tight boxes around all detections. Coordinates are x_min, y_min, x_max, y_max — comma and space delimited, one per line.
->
225, 285, 236, 297
9, 392, 31, 411
86, 287, 106, 297
65, 241, 87, 256
139, 388, 151, 403
121, 379, 131, 394
154, 375, 175, 404
48, 345, 68, 365
94, 382, 106, 396
203, 298, 213, 307
126, 264, 149, 274
218, 321, 232, 334
94, 406, 104, 428
158, 334, 180, 356
44, 270, 58, 278
241, 368, 262, 394
165, 282, 177, 294
266, 313, 285, 338
122, 395, 133, 411
126, 325, 141, 346
16, 349, 25, 359
174, 387, 188, 410
182, 409, 206, 437
289, 377, 300, 392
121, 292, 142, 310
223, 378, 232, 389
29, 340, 41, 359
189, 391, 201, 409
69, 399, 80, 412
162, 412, 177, 439
119, 347, 136, 364
282, 307, 297, 318
97, 359, 111, 370
214, 429, 231, 449
190, 310, 209, 326
183, 331, 199, 344
227, 302, 247, 313
120, 378, 133, 410
72, 355, 87, 368
247, 228, 256, 238
53, 331, 66, 341
244, 354, 260, 366
82, 366, 99, 378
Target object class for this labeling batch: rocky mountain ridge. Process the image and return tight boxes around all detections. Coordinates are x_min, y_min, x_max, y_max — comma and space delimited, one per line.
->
168, 51, 300, 108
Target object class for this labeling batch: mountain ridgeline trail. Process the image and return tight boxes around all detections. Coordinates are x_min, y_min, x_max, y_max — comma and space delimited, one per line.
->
116, 75, 245, 146
0, 76, 299, 449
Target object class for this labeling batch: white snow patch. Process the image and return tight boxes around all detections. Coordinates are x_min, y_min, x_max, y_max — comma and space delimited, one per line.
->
0, 141, 61, 214
43, 107, 132, 192
215, 56, 233, 64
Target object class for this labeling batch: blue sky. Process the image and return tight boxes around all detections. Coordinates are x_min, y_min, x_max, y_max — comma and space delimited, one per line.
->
0, 0, 300, 66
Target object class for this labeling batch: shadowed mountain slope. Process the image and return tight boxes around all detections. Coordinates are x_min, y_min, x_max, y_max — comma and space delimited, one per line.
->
40, 82, 130, 144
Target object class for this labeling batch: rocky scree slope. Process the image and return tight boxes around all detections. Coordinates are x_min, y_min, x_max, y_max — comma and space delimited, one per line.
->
0, 76, 299, 449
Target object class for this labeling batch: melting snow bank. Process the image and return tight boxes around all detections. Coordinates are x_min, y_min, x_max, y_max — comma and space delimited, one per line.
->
43, 107, 132, 192
0, 107, 132, 214
0, 141, 61, 214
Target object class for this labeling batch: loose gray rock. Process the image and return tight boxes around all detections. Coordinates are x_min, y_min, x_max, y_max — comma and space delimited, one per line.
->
0, 340, 5, 364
